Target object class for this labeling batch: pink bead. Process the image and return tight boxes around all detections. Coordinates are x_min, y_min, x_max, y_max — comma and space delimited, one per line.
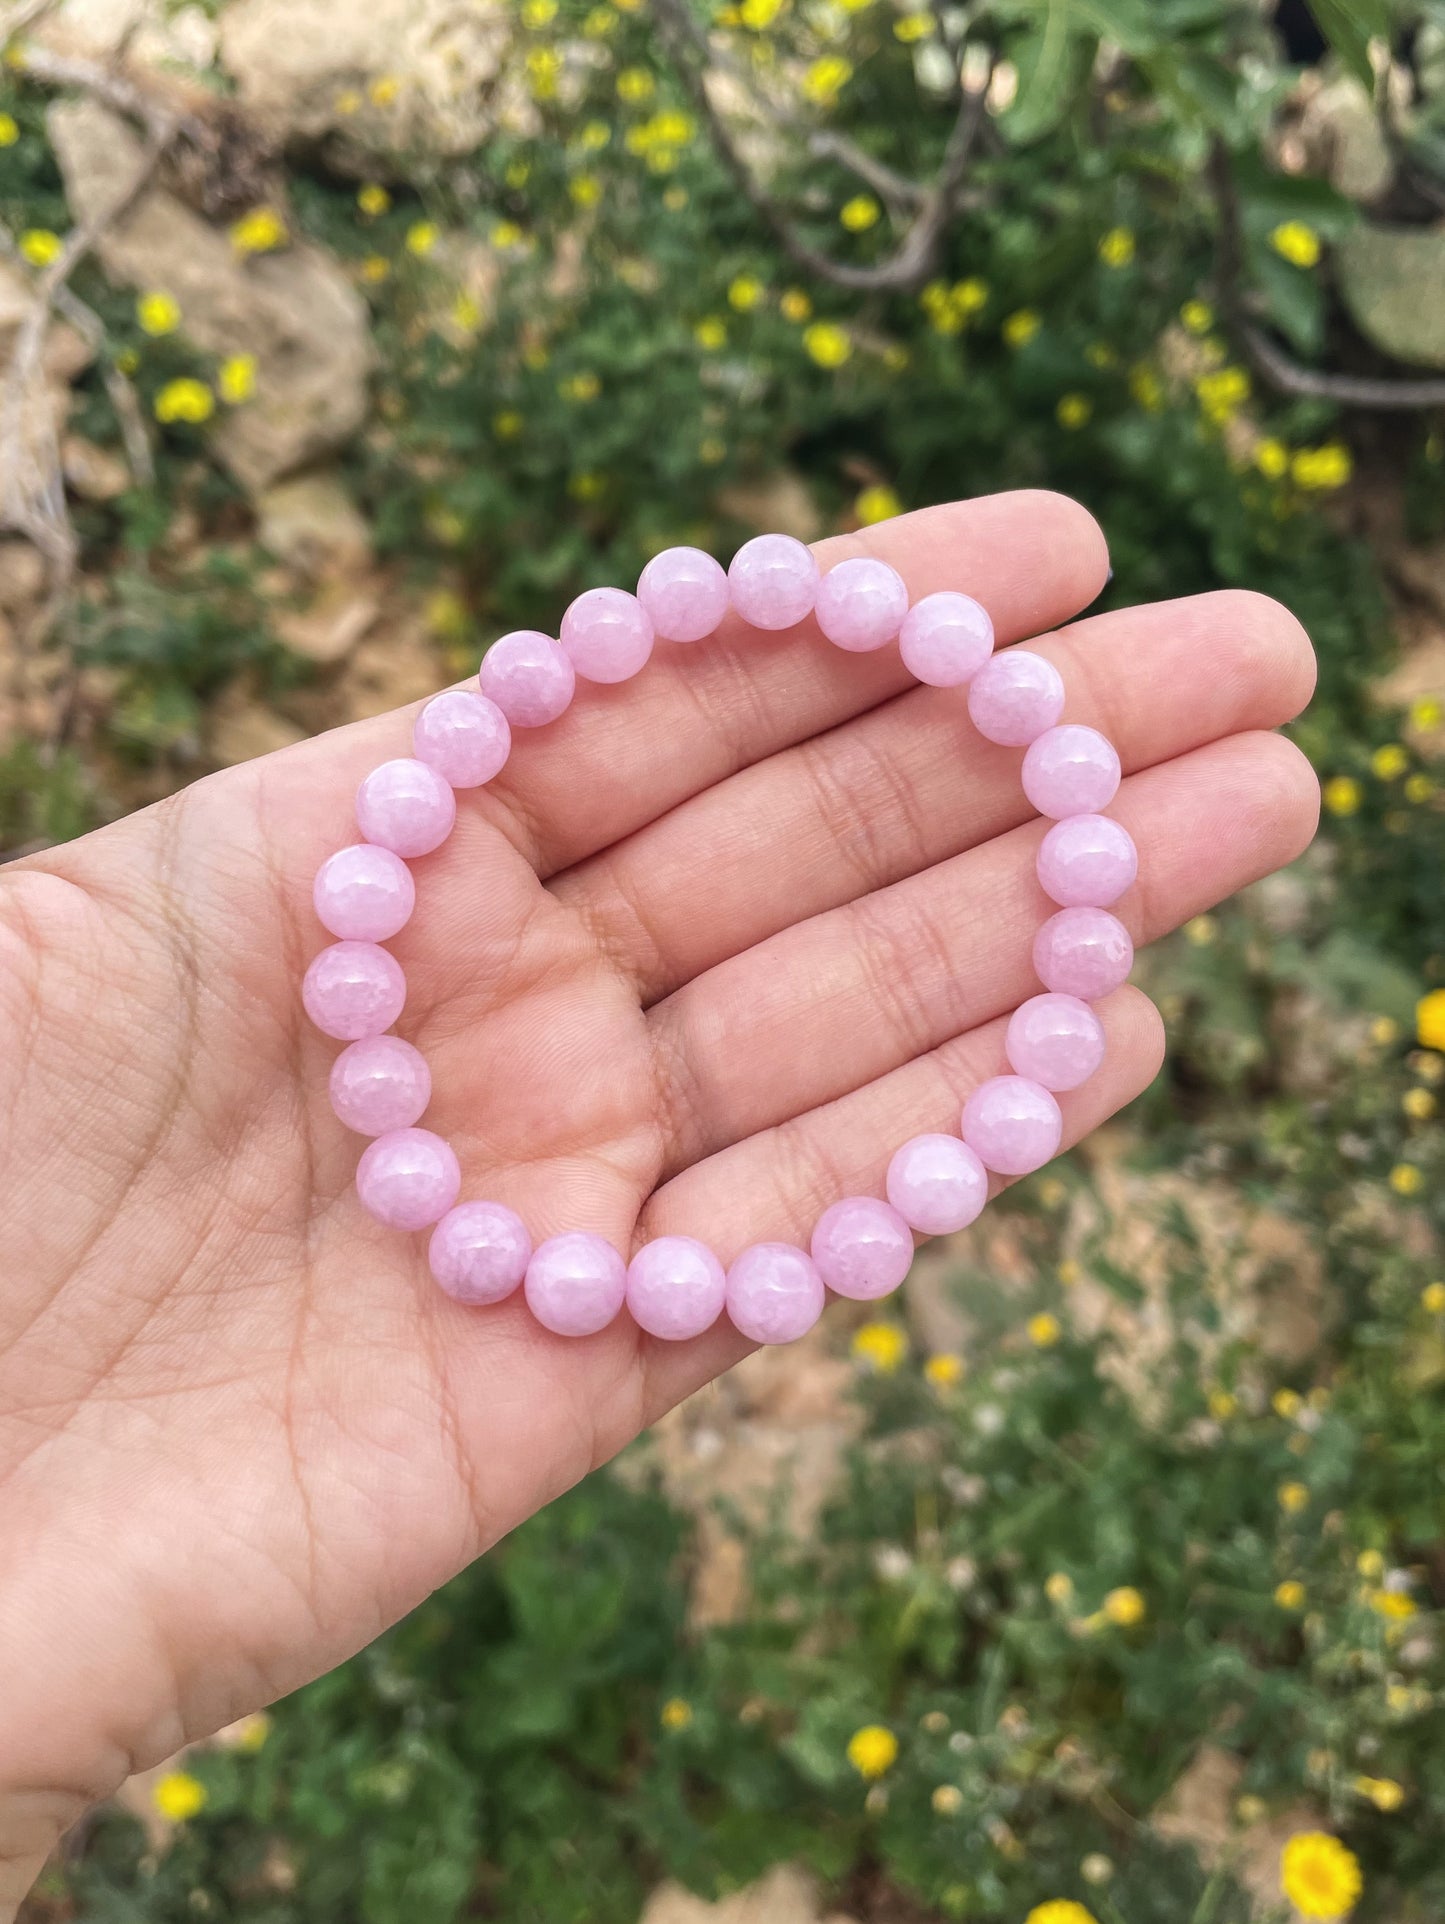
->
413, 690, 511, 789
479, 630, 576, 728
313, 843, 415, 943
810, 1197, 914, 1301
885, 1134, 989, 1235
967, 650, 1065, 747
898, 591, 995, 687
356, 758, 456, 859
725, 1242, 825, 1344
626, 1236, 727, 1340
814, 556, 910, 653
961, 1076, 1063, 1176
560, 586, 655, 684
637, 546, 731, 643
429, 1201, 533, 1306
330, 1034, 432, 1134
1034, 907, 1134, 1000
727, 533, 820, 631
356, 1127, 461, 1231
303, 941, 406, 1041
525, 1232, 628, 1336
1022, 725, 1121, 819
1037, 813, 1137, 908
1005, 993, 1106, 1093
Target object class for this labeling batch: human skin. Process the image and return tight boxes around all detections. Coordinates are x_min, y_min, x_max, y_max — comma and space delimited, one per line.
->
0, 494, 1319, 1913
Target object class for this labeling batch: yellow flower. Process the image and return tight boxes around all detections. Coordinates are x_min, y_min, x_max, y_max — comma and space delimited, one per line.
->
1057, 393, 1093, 430
522, 341, 549, 370
1403, 1086, 1436, 1120
361, 255, 390, 284
728, 274, 764, 312
1273, 1388, 1303, 1419
1356, 1549, 1384, 1579
154, 377, 214, 424
856, 483, 903, 526
1025, 1905, 1099, 1924
1292, 443, 1353, 490
1185, 913, 1217, 946
660, 1696, 693, 1730
578, 119, 611, 152
740, 0, 787, 25
218, 353, 257, 404
1280, 1832, 1363, 1919
492, 220, 525, 249
1085, 342, 1118, 369
560, 371, 601, 403
231, 1711, 271, 1752
1275, 1580, 1306, 1610
894, 12, 930, 39
1208, 1389, 1238, 1420
694, 317, 727, 351
1098, 226, 1135, 268
1130, 363, 1164, 412
1369, 1587, 1417, 1621
152, 1770, 207, 1822
1027, 1312, 1061, 1348
0, 111, 18, 146
1003, 308, 1041, 349
852, 1321, 907, 1372
954, 277, 989, 316
1422, 1281, 1445, 1314
846, 1724, 898, 1779
801, 55, 852, 106
505, 159, 532, 188
526, 46, 561, 97
616, 66, 655, 102
406, 221, 438, 256
568, 470, 606, 502
1411, 694, 1443, 730
1322, 775, 1361, 817
522, 0, 557, 22
1103, 1586, 1146, 1626
1371, 742, 1408, 780
1354, 1775, 1404, 1811
780, 287, 812, 323
1255, 437, 1290, 480
335, 88, 362, 115
931, 1783, 964, 1814
116, 347, 140, 375
1044, 1572, 1074, 1605
1405, 772, 1435, 803
231, 207, 287, 254
1370, 1015, 1398, 1045
583, 3, 616, 32
882, 344, 910, 372
1271, 220, 1322, 269
19, 228, 62, 267
1056, 1258, 1081, 1286
570, 174, 602, 208
1278, 1481, 1310, 1515
357, 183, 391, 217
698, 434, 725, 464
1417, 989, 1445, 1052
840, 194, 880, 232
369, 75, 401, 106
1181, 298, 1214, 333
493, 409, 523, 438
1195, 365, 1250, 424
136, 290, 181, 336
803, 321, 851, 368
1388, 1163, 1422, 1197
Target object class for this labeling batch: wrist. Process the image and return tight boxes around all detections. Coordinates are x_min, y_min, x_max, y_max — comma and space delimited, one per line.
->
0, 1789, 83, 1924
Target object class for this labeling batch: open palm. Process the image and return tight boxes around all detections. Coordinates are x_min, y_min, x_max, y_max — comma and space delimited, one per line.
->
0, 493, 1317, 1907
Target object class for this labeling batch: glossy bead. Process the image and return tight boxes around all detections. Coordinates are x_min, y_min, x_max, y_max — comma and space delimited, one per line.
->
626, 1236, 727, 1340
725, 1242, 825, 1344
885, 1133, 989, 1235
727, 533, 819, 631
962, 1076, 1063, 1176
525, 1232, 628, 1336
478, 630, 576, 728
898, 591, 995, 687
967, 650, 1066, 747
810, 1196, 914, 1301
303, 941, 406, 1041
356, 1128, 461, 1231
1022, 725, 1121, 819
1005, 993, 1106, 1093
413, 689, 511, 789
1034, 907, 1134, 1000
313, 843, 415, 943
637, 546, 731, 643
429, 1201, 533, 1306
329, 1034, 431, 1135
560, 586, 655, 683
814, 556, 909, 653
1037, 813, 1137, 908
356, 758, 457, 859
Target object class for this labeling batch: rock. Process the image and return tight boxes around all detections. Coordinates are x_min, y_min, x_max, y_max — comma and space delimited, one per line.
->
257, 473, 372, 578
0, 260, 94, 385
0, 541, 48, 618
1153, 1743, 1323, 1917
335, 613, 448, 721
62, 433, 131, 502
207, 683, 307, 765
639, 1865, 852, 1924
717, 471, 823, 544
1336, 224, 1445, 371
47, 99, 373, 491
274, 584, 380, 665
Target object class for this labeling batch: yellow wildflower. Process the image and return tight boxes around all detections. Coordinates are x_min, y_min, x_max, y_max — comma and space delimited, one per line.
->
1271, 220, 1322, 269
1025, 1904, 1098, 1924
152, 1770, 207, 1822
568, 470, 605, 502
136, 290, 181, 336
1044, 1572, 1074, 1605
0, 112, 18, 146
851, 1321, 907, 1372
504, 160, 531, 188
1086, 342, 1118, 369
1185, 913, 1218, 945
369, 75, 401, 107
218, 354, 257, 404
1322, 776, 1361, 817
1416, 989, 1445, 1052
1027, 1312, 1062, 1348
1403, 1087, 1436, 1120
406, 221, 438, 256
739, 0, 786, 24
560, 371, 601, 403
1389, 1163, 1422, 1197
522, 0, 557, 22
1003, 308, 1041, 349
1130, 363, 1164, 411
1057, 1258, 1081, 1285
803, 321, 851, 368
583, 4, 616, 32
1195, 365, 1250, 424
694, 317, 727, 351
698, 434, 725, 463
335, 88, 362, 115
492, 221, 525, 249
154, 377, 214, 424
1371, 743, 1408, 780
1208, 1389, 1238, 1420
361, 255, 390, 284
931, 1783, 963, 1814
1279, 1832, 1362, 1919
801, 54, 852, 106
1256, 437, 1290, 479
894, 12, 930, 39
1103, 1585, 1146, 1626
1279, 1481, 1310, 1515
1405, 772, 1435, 802
1292, 444, 1353, 490
1098, 226, 1135, 268
526, 46, 560, 97
953, 277, 989, 315
116, 347, 140, 375
570, 174, 602, 208
780, 287, 812, 323
660, 1697, 692, 1730
856, 483, 903, 526
19, 228, 62, 267
357, 183, 391, 217
1057, 393, 1093, 430
1410, 694, 1443, 729
840, 194, 880, 232
728, 274, 764, 311
1354, 1775, 1404, 1811
231, 207, 287, 254
846, 1724, 898, 1778
493, 410, 523, 438
230, 1711, 271, 1752
1273, 1388, 1303, 1419
1369, 1588, 1417, 1621
1422, 1281, 1445, 1314
1181, 298, 1214, 333
616, 66, 655, 102
1275, 1580, 1306, 1610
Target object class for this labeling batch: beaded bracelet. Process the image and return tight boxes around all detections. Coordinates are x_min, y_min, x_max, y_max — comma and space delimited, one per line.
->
302, 534, 1135, 1345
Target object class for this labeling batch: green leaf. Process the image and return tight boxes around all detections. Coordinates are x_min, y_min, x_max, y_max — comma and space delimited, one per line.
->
1004, 1, 1086, 144
1306, 0, 1391, 88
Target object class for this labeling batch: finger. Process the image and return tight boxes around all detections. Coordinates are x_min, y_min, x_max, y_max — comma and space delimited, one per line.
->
649, 730, 1319, 1173
556, 589, 1316, 999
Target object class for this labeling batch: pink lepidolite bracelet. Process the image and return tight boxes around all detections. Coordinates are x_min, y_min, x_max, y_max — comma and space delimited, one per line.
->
303, 534, 1135, 1344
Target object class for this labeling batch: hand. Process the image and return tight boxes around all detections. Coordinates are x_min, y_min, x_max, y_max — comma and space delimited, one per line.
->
0, 494, 1317, 1911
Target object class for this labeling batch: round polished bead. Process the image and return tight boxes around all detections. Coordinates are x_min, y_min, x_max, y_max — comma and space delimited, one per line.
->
429, 1201, 533, 1306
961, 1076, 1063, 1176
329, 1034, 431, 1135
1037, 813, 1137, 908
303, 940, 406, 1041
898, 591, 995, 687
1022, 725, 1122, 819
725, 1242, 825, 1344
885, 1133, 989, 1235
356, 1127, 461, 1231
967, 650, 1066, 747
525, 1232, 628, 1336
413, 689, 511, 789
637, 546, 731, 643
560, 586, 655, 684
626, 1236, 727, 1341
1005, 993, 1106, 1093
313, 843, 415, 943
478, 630, 576, 728
810, 1196, 914, 1301
727, 533, 820, 631
1034, 907, 1134, 1000
356, 758, 457, 859
814, 556, 910, 653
